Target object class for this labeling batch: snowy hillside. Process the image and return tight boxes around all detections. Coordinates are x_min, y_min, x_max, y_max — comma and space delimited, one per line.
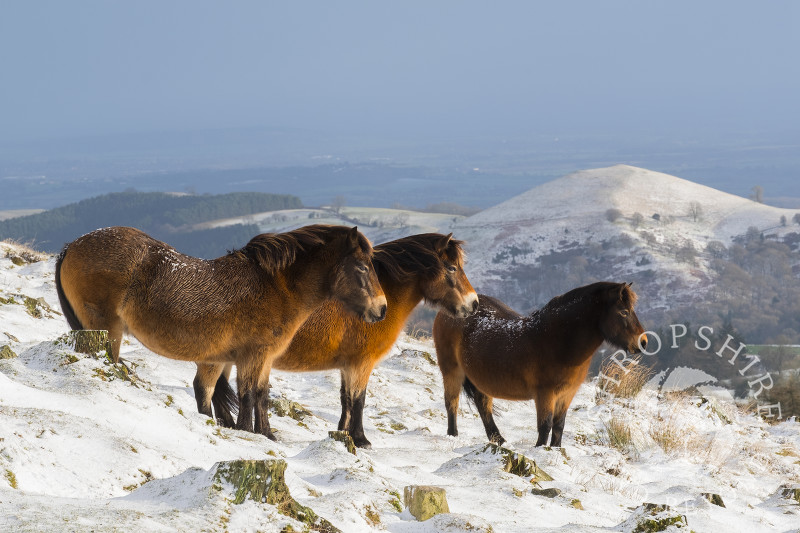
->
190, 206, 463, 246
1, 242, 799, 532
453, 165, 800, 312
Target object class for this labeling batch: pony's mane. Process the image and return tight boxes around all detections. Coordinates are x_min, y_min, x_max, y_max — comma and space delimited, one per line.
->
373, 233, 464, 283
233, 225, 370, 274
537, 281, 637, 316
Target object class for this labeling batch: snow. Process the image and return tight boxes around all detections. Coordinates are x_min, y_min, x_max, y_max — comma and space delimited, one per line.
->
451, 165, 800, 312
1, 239, 799, 532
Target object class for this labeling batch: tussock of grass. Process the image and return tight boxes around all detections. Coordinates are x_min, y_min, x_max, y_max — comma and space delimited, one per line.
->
601, 415, 636, 454
2, 241, 47, 264
596, 356, 653, 402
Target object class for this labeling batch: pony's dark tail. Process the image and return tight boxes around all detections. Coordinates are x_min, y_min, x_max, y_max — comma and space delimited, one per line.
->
55, 248, 83, 331
211, 373, 240, 422
462, 377, 500, 417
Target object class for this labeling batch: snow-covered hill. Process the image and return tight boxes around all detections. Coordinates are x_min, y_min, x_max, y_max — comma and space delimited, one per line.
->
1, 242, 799, 532
453, 165, 800, 313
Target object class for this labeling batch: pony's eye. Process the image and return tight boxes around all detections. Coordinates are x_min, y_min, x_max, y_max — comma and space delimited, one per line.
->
447, 265, 457, 273
619, 310, 629, 317
356, 264, 368, 274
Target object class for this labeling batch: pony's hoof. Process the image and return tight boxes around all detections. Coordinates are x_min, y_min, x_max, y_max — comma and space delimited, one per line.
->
265, 431, 277, 442
353, 437, 372, 449
489, 435, 505, 446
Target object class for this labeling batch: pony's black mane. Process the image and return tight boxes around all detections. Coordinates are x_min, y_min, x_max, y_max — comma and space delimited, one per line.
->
535, 281, 636, 317
373, 233, 464, 282
233, 224, 371, 274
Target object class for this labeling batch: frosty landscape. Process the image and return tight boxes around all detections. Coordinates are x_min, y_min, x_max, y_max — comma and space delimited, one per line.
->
1, 216, 799, 531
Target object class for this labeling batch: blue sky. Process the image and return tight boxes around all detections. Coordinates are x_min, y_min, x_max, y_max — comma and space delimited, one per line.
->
1, 1, 798, 143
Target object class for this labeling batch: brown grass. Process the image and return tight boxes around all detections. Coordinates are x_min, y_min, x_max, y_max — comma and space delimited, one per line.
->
596, 356, 654, 402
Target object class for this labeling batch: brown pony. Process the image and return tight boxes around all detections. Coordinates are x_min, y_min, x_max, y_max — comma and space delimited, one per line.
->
199, 233, 479, 447
55, 225, 387, 437
433, 282, 646, 447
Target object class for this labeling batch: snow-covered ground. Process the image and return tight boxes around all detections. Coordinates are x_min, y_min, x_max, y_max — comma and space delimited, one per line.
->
1, 242, 799, 532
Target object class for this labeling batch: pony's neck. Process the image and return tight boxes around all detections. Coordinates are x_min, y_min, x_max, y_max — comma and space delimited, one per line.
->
524, 296, 605, 365
381, 276, 424, 311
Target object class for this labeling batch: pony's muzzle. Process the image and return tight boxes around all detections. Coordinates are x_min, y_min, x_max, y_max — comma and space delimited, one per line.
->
364, 296, 388, 323
456, 292, 479, 318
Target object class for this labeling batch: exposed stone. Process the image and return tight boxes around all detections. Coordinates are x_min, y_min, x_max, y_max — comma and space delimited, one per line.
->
781, 485, 800, 504
482, 443, 553, 481
701, 492, 725, 507
623, 503, 688, 533
531, 487, 561, 498
66, 330, 112, 356
570, 498, 583, 510
0, 345, 17, 359
272, 397, 313, 421
403, 485, 450, 521
328, 431, 357, 455
213, 459, 340, 532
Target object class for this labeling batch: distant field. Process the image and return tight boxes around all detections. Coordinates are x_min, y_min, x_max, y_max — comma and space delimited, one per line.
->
0, 209, 44, 221
192, 206, 466, 245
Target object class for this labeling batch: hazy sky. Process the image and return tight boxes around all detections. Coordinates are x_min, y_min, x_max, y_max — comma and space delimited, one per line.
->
1, 1, 798, 143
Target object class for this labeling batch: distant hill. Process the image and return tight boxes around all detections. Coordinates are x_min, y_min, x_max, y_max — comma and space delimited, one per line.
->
452, 165, 800, 351
0, 191, 302, 257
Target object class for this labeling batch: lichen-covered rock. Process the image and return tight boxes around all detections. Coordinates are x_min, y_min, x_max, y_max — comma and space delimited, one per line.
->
570, 498, 583, 510
403, 485, 450, 521
328, 431, 357, 455
701, 493, 725, 507
620, 503, 688, 532
781, 485, 800, 504
213, 459, 340, 532
482, 443, 553, 481
65, 330, 112, 356
272, 397, 313, 421
0, 344, 17, 359
531, 487, 561, 498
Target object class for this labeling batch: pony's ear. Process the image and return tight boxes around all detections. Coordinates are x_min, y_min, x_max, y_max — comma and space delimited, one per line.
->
617, 283, 627, 302
435, 233, 453, 254
627, 281, 634, 288
347, 227, 360, 249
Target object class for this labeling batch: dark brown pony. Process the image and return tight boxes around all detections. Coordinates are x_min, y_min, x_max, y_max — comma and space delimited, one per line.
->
200, 233, 479, 447
54, 225, 387, 437
433, 282, 646, 447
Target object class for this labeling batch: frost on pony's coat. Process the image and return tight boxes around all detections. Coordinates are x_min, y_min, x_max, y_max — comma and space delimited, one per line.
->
55, 224, 386, 440
433, 281, 646, 447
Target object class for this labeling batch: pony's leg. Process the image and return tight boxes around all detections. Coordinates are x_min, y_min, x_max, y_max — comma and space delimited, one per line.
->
235, 360, 258, 433
253, 363, 276, 441
469, 387, 504, 445
341, 367, 373, 448
211, 363, 236, 428
337, 370, 353, 432
441, 368, 465, 437
348, 388, 371, 449
534, 392, 556, 447
550, 386, 580, 447
193, 362, 224, 420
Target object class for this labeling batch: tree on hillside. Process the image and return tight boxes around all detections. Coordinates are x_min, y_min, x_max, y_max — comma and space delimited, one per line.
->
781, 215, 788, 226
331, 195, 346, 215
631, 212, 644, 228
751, 185, 764, 203
793, 213, 800, 225
688, 201, 703, 222
605, 208, 622, 222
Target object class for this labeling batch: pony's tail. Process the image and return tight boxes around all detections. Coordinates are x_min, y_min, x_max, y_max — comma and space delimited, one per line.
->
211, 373, 240, 419
55, 248, 83, 331
462, 377, 499, 417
